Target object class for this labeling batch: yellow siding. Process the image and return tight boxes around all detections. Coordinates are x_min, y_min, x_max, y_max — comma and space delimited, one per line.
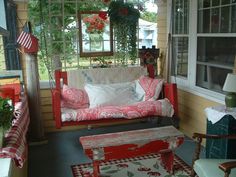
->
178, 89, 220, 138
10, 160, 28, 177
157, 0, 167, 53
16, 1, 28, 87
156, 0, 168, 80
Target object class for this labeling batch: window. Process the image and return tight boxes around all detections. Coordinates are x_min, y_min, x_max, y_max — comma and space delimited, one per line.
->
170, 0, 236, 100
171, 0, 189, 78
0, 0, 20, 71
196, 1, 236, 93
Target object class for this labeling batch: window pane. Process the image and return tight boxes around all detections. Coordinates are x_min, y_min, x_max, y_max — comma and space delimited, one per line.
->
220, 6, 230, 32
212, 0, 220, 6
198, 0, 203, 8
232, 5, 236, 32
172, 0, 189, 34
211, 8, 220, 33
203, 0, 210, 8
221, 0, 231, 5
196, 65, 230, 93
198, 9, 210, 33
198, 2, 236, 34
138, 0, 157, 48
171, 37, 188, 77
196, 37, 236, 92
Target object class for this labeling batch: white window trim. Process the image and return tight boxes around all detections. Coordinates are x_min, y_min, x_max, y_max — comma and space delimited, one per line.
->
167, 0, 225, 104
40, 81, 53, 89
0, 158, 11, 177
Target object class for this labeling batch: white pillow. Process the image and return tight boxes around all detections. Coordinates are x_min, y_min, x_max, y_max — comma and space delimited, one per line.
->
84, 82, 143, 108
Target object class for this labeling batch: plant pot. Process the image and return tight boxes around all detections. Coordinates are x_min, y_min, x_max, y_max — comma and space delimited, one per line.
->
89, 33, 103, 51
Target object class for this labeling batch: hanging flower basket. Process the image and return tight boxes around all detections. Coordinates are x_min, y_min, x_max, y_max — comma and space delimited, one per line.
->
108, 0, 140, 64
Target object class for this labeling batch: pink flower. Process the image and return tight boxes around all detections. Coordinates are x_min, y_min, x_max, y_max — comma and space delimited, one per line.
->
99, 12, 108, 20
83, 14, 108, 34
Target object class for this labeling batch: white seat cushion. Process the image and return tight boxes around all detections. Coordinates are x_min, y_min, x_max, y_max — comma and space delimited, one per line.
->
194, 159, 236, 177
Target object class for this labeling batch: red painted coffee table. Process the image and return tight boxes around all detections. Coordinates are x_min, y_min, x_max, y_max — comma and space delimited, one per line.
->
80, 126, 184, 177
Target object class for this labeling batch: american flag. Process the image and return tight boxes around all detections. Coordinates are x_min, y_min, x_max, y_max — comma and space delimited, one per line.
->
16, 23, 32, 49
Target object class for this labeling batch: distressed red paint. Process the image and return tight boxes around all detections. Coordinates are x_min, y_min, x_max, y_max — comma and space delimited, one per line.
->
80, 126, 184, 177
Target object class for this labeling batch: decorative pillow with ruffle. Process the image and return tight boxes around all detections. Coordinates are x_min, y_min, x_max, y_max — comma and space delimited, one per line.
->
138, 76, 164, 101
61, 84, 89, 109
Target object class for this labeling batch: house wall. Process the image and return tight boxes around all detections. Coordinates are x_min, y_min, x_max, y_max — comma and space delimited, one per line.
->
178, 90, 220, 137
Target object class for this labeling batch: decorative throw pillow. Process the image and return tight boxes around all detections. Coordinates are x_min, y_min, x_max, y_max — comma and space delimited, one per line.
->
84, 82, 141, 108
138, 76, 164, 101
134, 80, 145, 101
61, 84, 89, 109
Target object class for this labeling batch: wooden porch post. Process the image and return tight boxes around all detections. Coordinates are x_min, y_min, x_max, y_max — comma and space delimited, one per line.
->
25, 53, 45, 142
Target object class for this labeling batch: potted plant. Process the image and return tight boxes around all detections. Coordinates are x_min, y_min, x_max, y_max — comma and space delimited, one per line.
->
108, 0, 140, 64
0, 97, 14, 148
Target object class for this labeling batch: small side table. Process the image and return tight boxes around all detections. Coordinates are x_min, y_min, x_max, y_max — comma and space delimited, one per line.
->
205, 105, 236, 159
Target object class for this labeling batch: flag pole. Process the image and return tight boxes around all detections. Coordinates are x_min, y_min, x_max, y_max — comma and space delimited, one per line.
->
27, 21, 32, 33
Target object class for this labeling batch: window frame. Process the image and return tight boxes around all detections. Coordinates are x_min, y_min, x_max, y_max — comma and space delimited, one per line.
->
78, 11, 114, 57
167, 0, 231, 104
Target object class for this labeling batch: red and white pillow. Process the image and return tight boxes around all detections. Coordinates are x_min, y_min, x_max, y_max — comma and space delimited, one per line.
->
138, 76, 164, 101
61, 84, 89, 109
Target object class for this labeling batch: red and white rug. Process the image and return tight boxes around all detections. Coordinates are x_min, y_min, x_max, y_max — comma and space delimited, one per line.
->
71, 153, 191, 177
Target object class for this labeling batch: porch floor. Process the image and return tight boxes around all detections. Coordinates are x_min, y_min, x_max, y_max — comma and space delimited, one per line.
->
28, 119, 205, 177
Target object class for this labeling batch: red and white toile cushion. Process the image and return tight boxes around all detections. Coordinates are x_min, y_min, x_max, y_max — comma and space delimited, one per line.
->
61, 84, 89, 109
61, 98, 174, 122
138, 76, 164, 101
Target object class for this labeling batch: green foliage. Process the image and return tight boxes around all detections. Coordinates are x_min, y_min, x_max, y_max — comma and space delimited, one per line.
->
141, 12, 157, 22
28, 0, 108, 79
92, 56, 113, 67
0, 97, 14, 130
108, 0, 140, 64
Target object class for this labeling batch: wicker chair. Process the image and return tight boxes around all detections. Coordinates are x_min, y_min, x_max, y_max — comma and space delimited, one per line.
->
191, 133, 236, 177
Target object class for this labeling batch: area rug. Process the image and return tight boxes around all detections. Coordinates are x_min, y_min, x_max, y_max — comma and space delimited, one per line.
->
71, 153, 191, 177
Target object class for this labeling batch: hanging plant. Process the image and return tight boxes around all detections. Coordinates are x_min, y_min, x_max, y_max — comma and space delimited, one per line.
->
0, 97, 14, 130
0, 96, 14, 147
108, 0, 140, 64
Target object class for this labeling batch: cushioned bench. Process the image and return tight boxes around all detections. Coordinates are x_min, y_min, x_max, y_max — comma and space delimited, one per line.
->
52, 66, 179, 129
